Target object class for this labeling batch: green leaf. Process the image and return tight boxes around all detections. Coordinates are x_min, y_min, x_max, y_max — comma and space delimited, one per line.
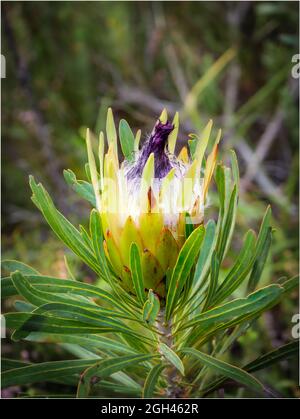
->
184, 213, 194, 239
159, 343, 184, 376
2, 274, 130, 315
230, 150, 240, 194
106, 107, 118, 153
181, 348, 263, 393
217, 185, 238, 262
89, 209, 112, 284
142, 363, 165, 398
202, 341, 298, 397
246, 341, 298, 373
184, 285, 284, 331
134, 129, 141, 152
248, 227, 272, 291
2, 359, 96, 387
214, 164, 226, 216
2, 260, 39, 276
95, 381, 140, 395
85, 129, 101, 210
11, 271, 96, 310
143, 290, 160, 325
77, 354, 157, 397
188, 138, 197, 160
130, 243, 146, 306
60, 344, 141, 390
79, 224, 93, 249
159, 108, 168, 123
2, 358, 30, 372
33, 302, 133, 326
213, 230, 256, 305
29, 176, 101, 276
85, 162, 92, 183
247, 206, 272, 292
193, 219, 216, 289
63, 169, 96, 207
10, 272, 127, 332
14, 300, 35, 312
24, 333, 138, 355
194, 119, 213, 169
180, 285, 284, 345
166, 225, 205, 320
119, 119, 135, 161
282, 275, 299, 294
168, 112, 179, 154
5, 310, 146, 342
203, 251, 219, 311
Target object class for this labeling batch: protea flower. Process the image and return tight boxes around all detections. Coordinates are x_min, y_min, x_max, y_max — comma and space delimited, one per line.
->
87, 108, 220, 297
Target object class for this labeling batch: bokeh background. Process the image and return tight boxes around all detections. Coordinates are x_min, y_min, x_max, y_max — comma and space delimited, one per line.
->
2, 1, 299, 397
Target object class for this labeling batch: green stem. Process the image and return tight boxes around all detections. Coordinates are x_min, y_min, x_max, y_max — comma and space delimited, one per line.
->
156, 309, 186, 398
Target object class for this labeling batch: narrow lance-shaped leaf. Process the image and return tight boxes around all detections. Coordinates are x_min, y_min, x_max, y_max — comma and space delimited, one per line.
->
140, 153, 154, 212
194, 119, 213, 171
214, 164, 226, 216
119, 119, 135, 161
159, 343, 185, 376
63, 169, 96, 207
178, 284, 284, 339
1, 274, 131, 316
281, 275, 299, 294
165, 225, 205, 320
142, 363, 165, 398
246, 341, 298, 373
77, 354, 158, 397
159, 108, 168, 123
203, 251, 219, 311
216, 185, 237, 262
89, 209, 111, 284
181, 220, 216, 318
24, 332, 138, 355
130, 243, 147, 306
168, 111, 179, 154
188, 137, 197, 160
10, 271, 122, 324
86, 128, 101, 210
2, 359, 97, 388
247, 206, 272, 291
29, 176, 100, 275
143, 289, 160, 325
248, 226, 272, 292
134, 129, 141, 152
85, 162, 92, 183
5, 310, 149, 343
192, 219, 216, 289
1, 260, 39, 276
213, 229, 256, 305
230, 149, 240, 193
223, 154, 239, 257
98, 131, 105, 191
2, 358, 31, 372
181, 348, 264, 394
203, 129, 221, 200
106, 107, 118, 154
202, 341, 298, 397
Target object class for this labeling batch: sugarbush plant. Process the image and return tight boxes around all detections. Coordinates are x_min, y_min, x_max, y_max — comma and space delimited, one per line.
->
1, 108, 297, 398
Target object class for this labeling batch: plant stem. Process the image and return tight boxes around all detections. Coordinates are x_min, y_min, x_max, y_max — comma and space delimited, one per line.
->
156, 309, 187, 398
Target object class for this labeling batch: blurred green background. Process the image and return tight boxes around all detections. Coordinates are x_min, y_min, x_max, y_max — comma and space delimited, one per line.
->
2, 1, 299, 397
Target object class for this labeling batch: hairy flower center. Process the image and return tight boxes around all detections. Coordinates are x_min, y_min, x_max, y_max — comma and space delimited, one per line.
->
126, 120, 175, 180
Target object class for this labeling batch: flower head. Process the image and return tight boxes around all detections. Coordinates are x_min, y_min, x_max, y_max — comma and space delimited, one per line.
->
87, 108, 220, 297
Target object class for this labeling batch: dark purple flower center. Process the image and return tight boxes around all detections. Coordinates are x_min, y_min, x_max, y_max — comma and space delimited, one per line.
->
127, 120, 174, 180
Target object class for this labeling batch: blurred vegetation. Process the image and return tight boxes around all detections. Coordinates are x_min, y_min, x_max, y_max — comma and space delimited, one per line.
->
2, 1, 299, 398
